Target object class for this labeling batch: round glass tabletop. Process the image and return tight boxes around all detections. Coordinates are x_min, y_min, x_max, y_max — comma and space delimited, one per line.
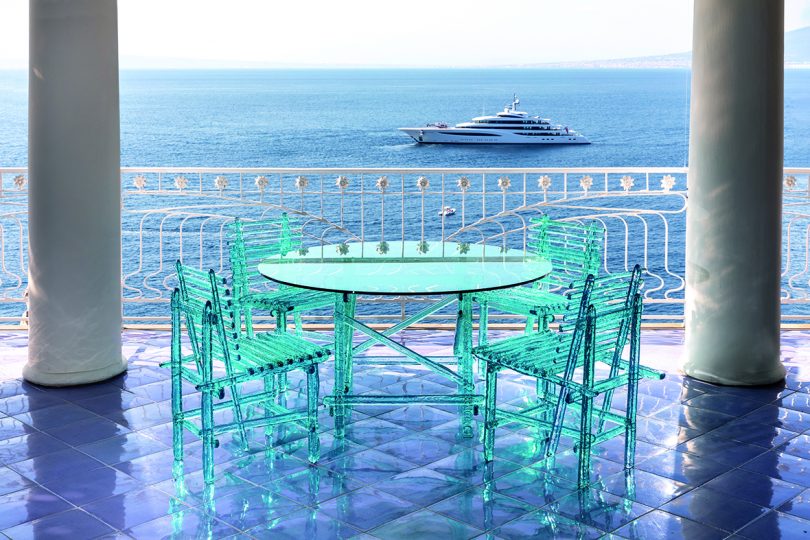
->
258, 241, 552, 296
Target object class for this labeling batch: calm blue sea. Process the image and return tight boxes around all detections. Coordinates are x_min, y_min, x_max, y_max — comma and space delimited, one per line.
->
0, 68, 807, 168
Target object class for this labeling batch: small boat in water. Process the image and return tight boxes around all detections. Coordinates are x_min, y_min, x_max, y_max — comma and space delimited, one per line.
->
400, 95, 589, 145
438, 206, 456, 216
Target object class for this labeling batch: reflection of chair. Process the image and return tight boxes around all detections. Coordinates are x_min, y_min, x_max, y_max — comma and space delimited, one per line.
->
227, 214, 333, 337
165, 262, 331, 485
473, 266, 664, 488
474, 216, 603, 345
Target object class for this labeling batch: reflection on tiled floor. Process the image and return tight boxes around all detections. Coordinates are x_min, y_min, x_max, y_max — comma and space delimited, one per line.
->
1, 329, 810, 538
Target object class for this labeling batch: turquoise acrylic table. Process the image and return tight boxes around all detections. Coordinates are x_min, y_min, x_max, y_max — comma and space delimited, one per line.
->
258, 241, 552, 438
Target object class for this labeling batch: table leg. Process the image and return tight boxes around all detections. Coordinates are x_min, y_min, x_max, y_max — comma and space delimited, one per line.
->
333, 292, 356, 438
454, 293, 475, 438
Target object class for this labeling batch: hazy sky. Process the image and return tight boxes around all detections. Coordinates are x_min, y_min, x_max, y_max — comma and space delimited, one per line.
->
1, 0, 810, 68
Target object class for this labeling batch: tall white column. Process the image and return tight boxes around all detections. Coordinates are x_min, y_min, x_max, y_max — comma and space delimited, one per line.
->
684, 0, 785, 385
25, 0, 125, 385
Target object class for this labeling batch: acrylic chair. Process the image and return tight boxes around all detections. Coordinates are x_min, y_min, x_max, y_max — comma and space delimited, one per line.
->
472, 265, 664, 488
164, 262, 331, 487
226, 213, 333, 337
474, 216, 603, 346
227, 213, 334, 392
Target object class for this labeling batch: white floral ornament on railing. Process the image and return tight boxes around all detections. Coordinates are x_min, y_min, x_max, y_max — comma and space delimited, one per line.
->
13, 175, 27, 190
255, 175, 269, 192
497, 176, 511, 191
295, 175, 309, 191
416, 176, 430, 191
457, 176, 471, 191
214, 175, 228, 192
376, 175, 389, 192
174, 175, 188, 191
620, 175, 635, 193
336, 175, 349, 190
579, 175, 593, 192
538, 175, 552, 191
661, 175, 676, 192
132, 174, 147, 191
785, 175, 797, 190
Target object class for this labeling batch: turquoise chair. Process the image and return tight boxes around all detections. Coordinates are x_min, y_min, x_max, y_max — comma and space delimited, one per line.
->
164, 262, 331, 487
472, 266, 664, 488
227, 214, 334, 392
474, 216, 603, 346
227, 213, 333, 337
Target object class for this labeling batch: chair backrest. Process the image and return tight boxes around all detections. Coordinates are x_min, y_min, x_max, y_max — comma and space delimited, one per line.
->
172, 261, 240, 375
561, 264, 643, 373
226, 213, 304, 301
529, 216, 604, 290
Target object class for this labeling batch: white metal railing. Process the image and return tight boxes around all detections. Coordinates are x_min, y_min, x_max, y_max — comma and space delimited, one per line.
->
1, 166, 809, 326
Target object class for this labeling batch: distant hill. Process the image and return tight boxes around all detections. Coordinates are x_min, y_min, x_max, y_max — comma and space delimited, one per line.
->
526, 26, 810, 69
786, 26, 810, 65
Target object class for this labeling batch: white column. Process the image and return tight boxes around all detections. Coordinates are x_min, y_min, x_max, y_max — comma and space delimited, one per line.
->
684, 0, 785, 385
25, 0, 124, 385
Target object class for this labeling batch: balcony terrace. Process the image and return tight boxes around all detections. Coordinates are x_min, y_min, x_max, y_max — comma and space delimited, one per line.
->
1, 166, 810, 538
3, 1, 804, 538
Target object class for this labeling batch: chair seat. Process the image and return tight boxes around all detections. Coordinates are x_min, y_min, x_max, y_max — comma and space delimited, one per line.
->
472, 331, 572, 377
241, 287, 334, 313
205, 331, 329, 377
474, 287, 567, 316
170, 332, 331, 388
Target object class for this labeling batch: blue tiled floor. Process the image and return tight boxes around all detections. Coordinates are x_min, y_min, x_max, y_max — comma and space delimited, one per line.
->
0, 329, 810, 539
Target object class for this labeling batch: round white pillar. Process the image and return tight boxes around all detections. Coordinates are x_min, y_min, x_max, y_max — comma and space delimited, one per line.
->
25, 0, 125, 386
684, 0, 785, 385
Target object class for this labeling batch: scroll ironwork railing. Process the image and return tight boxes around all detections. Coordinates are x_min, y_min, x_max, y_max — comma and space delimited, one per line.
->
1, 167, 809, 327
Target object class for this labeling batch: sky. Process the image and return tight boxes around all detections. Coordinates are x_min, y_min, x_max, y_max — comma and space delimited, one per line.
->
1, 0, 809, 68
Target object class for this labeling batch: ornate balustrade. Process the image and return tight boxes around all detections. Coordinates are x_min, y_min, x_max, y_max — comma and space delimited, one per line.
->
1, 166, 808, 326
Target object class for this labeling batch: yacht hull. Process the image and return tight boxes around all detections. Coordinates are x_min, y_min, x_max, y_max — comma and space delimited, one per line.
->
399, 127, 590, 145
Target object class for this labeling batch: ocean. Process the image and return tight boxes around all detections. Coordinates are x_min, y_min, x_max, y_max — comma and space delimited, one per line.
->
0, 68, 801, 168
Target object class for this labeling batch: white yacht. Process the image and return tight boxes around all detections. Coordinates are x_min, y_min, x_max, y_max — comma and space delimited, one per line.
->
399, 96, 589, 145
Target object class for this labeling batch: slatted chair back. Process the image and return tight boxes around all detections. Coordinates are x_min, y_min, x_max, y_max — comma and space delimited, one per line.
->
528, 216, 603, 291
173, 261, 241, 383
561, 265, 642, 364
545, 265, 644, 468
226, 213, 303, 303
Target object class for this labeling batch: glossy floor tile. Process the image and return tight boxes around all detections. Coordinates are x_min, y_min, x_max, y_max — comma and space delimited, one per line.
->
0, 329, 809, 538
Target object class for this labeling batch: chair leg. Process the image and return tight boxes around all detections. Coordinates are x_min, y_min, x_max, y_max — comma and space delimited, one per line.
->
294, 311, 304, 337
244, 307, 255, 338
478, 301, 489, 347
524, 315, 537, 334
477, 301, 489, 375
263, 373, 277, 438
200, 304, 217, 486
578, 393, 594, 489
306, 365, 321, 464
483, 362, 498, 462
578, 309, 597, 489
201, 387, 216, 486
624, 301, 642, 471
170, 301, 186, 490
276, 310, 289, 393
228, 382, 249, 452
